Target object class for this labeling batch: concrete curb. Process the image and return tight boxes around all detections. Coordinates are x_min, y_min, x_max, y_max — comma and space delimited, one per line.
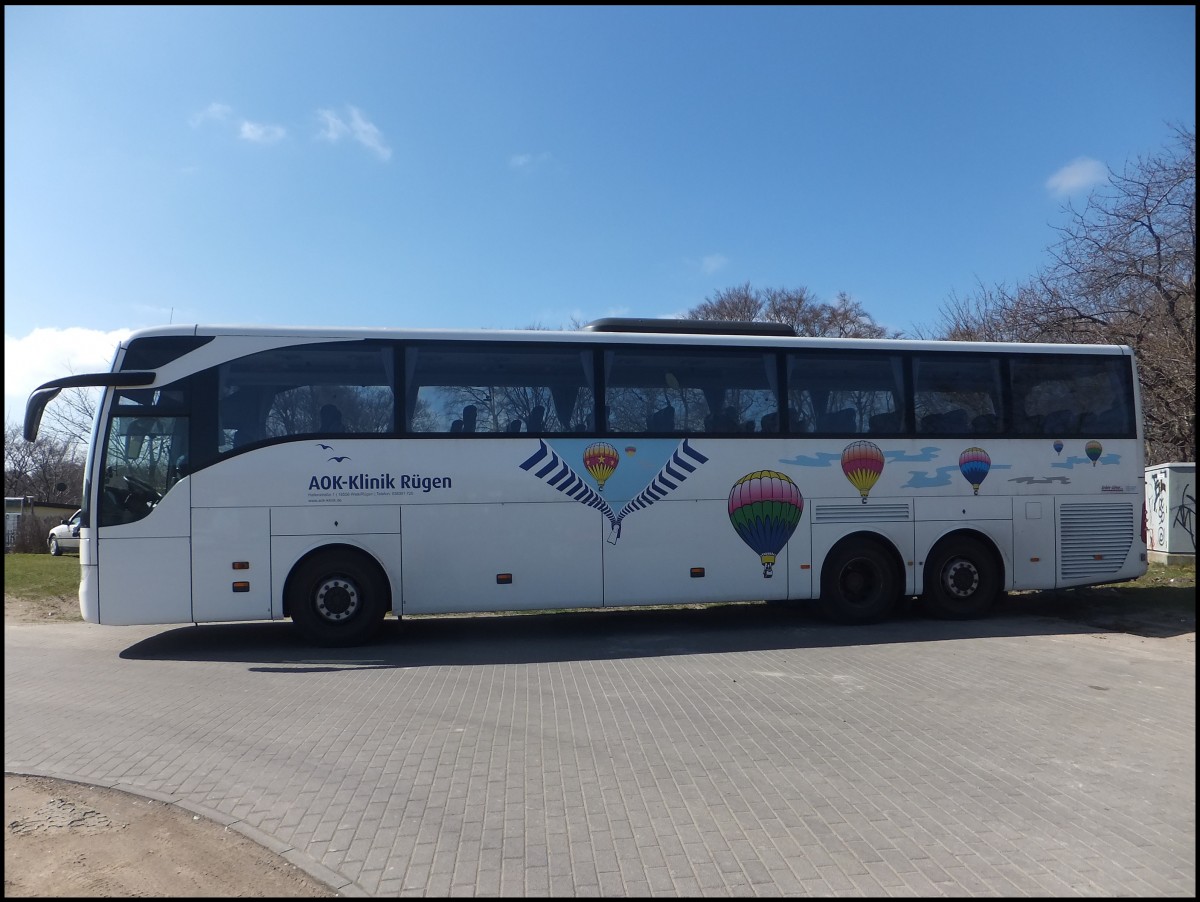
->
4, 767, 368, 898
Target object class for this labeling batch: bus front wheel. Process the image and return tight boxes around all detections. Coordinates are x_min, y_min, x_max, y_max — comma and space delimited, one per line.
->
922, 536, 1000, 619
287, 551, 388, 646
819, 540, 900, 624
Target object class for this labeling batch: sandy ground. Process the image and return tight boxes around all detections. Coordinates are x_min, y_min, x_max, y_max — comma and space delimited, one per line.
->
4, 775, 336, 898
5, 581, 1193, 897
4, 593, 336, 898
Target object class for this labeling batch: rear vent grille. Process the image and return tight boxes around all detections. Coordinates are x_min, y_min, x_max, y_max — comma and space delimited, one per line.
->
1059, 502, 1135, 580
813, 503, 911, 524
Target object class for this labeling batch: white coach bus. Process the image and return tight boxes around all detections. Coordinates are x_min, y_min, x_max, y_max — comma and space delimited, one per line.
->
24, 319, 1148, 645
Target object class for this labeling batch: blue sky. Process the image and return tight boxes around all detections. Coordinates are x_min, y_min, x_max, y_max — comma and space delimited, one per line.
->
4, 5, 1195, 427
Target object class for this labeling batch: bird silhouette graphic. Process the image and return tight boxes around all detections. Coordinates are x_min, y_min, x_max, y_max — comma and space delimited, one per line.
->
316, 443, 334, 450
328, 456, 351, 463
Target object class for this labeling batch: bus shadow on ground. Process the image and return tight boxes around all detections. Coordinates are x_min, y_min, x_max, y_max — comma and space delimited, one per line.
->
118, 590, 1194, 669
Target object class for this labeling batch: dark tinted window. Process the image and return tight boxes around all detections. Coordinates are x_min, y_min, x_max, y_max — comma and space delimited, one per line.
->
786, 352, 906, 435
604, 348, 778, 434
406, 345, 594, 434
217, 341, 394, 452
914, 355, 1003, 435
1009, 355, 1135, 437
121, 336, 213, 370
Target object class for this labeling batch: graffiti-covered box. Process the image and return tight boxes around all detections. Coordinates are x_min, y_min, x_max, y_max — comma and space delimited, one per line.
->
1145, 463, 1196, 563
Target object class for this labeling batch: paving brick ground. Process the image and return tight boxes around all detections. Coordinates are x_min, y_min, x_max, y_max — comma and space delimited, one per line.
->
5, 604, 1195, 896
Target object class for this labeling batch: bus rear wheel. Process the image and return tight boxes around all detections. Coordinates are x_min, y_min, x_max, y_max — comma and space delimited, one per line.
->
922, 536, 1000, 619
287, 550, 388, 646
819, 539, 900, 624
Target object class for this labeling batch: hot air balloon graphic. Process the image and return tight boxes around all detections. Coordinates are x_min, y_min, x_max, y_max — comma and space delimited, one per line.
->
624, 446, 637, 458
1085, 440, 1103, 466
728, 470, 804, 578
583, 442, 620, 492
841, 441, 885, 503
1053, 439, 1063, 456
959, 447, 991, 495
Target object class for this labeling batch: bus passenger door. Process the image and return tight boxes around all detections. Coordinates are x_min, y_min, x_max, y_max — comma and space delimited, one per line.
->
192, 508, 272, 622
95, 479, 193, 625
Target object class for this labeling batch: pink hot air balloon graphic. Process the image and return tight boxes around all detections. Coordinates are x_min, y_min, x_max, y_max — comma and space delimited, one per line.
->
583, 442, 620, 492
1053, 439, 1063, 456
959, 447, 991, 495
728, 470, 804, 578
1085, 440, 1103, 466
624, 445, 637, 458
841, 440, 885, 503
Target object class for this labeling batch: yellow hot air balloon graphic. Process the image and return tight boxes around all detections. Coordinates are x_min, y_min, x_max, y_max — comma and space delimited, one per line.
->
583, 442, 620, 492
841, 440, 885, 503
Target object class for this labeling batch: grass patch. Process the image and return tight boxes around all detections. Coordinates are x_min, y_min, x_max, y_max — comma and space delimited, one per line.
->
1004, 560, 1194, 636
3, 554, 82, 599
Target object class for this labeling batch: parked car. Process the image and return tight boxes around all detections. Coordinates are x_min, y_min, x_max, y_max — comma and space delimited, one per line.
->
48, 509, 82, 556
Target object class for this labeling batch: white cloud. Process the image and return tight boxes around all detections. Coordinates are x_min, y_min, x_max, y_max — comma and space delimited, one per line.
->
347, 107, 391, 161
316, 108, 349, 142
509, 151, 554, 171
191, 102, 285, 145
239, 120, 287, 144
700, 254, 729, 275
1046, 157, 1108, 197
188, 102, 232, 127
315, 106, 391, 160
4, 327, 132, 428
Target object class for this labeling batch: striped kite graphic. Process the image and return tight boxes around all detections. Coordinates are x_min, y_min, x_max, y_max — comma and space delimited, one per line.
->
518, 438, 710, 544
610, 439, 709, 542
518, 440, 618, 533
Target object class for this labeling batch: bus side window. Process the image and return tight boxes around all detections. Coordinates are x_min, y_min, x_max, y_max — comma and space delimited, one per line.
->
971, 413, 999, 434
818, 408, 857, 433
1042, 409, 1077, 435
648, 404, 675, 432
870, 411, 902, 434
526, 406, 545, 433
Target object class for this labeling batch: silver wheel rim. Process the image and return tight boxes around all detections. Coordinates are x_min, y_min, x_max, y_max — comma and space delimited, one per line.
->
942, 558, 980, 599
314, 576, 361, 622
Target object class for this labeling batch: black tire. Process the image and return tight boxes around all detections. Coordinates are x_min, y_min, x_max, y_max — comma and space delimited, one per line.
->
49, 536, 61, 556
922, 536, 1001, 619
287, 550, 388, 646
820, 539, 900, 624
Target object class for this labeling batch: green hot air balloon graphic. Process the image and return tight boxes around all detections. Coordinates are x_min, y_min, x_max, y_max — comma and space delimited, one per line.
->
728, 470, 804, 578
1085, 440, 1103, 466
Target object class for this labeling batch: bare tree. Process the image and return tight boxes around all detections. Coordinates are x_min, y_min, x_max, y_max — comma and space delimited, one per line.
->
929, 126, 1195, 464
4, 424, 84, 503
686, 283, 895, 338
40, 385, 98, 451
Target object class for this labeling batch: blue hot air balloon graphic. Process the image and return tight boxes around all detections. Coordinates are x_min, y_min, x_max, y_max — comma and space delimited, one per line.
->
959, 447, 991, 496
1053, 439, 1063, 456
728, 470, 804, 578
